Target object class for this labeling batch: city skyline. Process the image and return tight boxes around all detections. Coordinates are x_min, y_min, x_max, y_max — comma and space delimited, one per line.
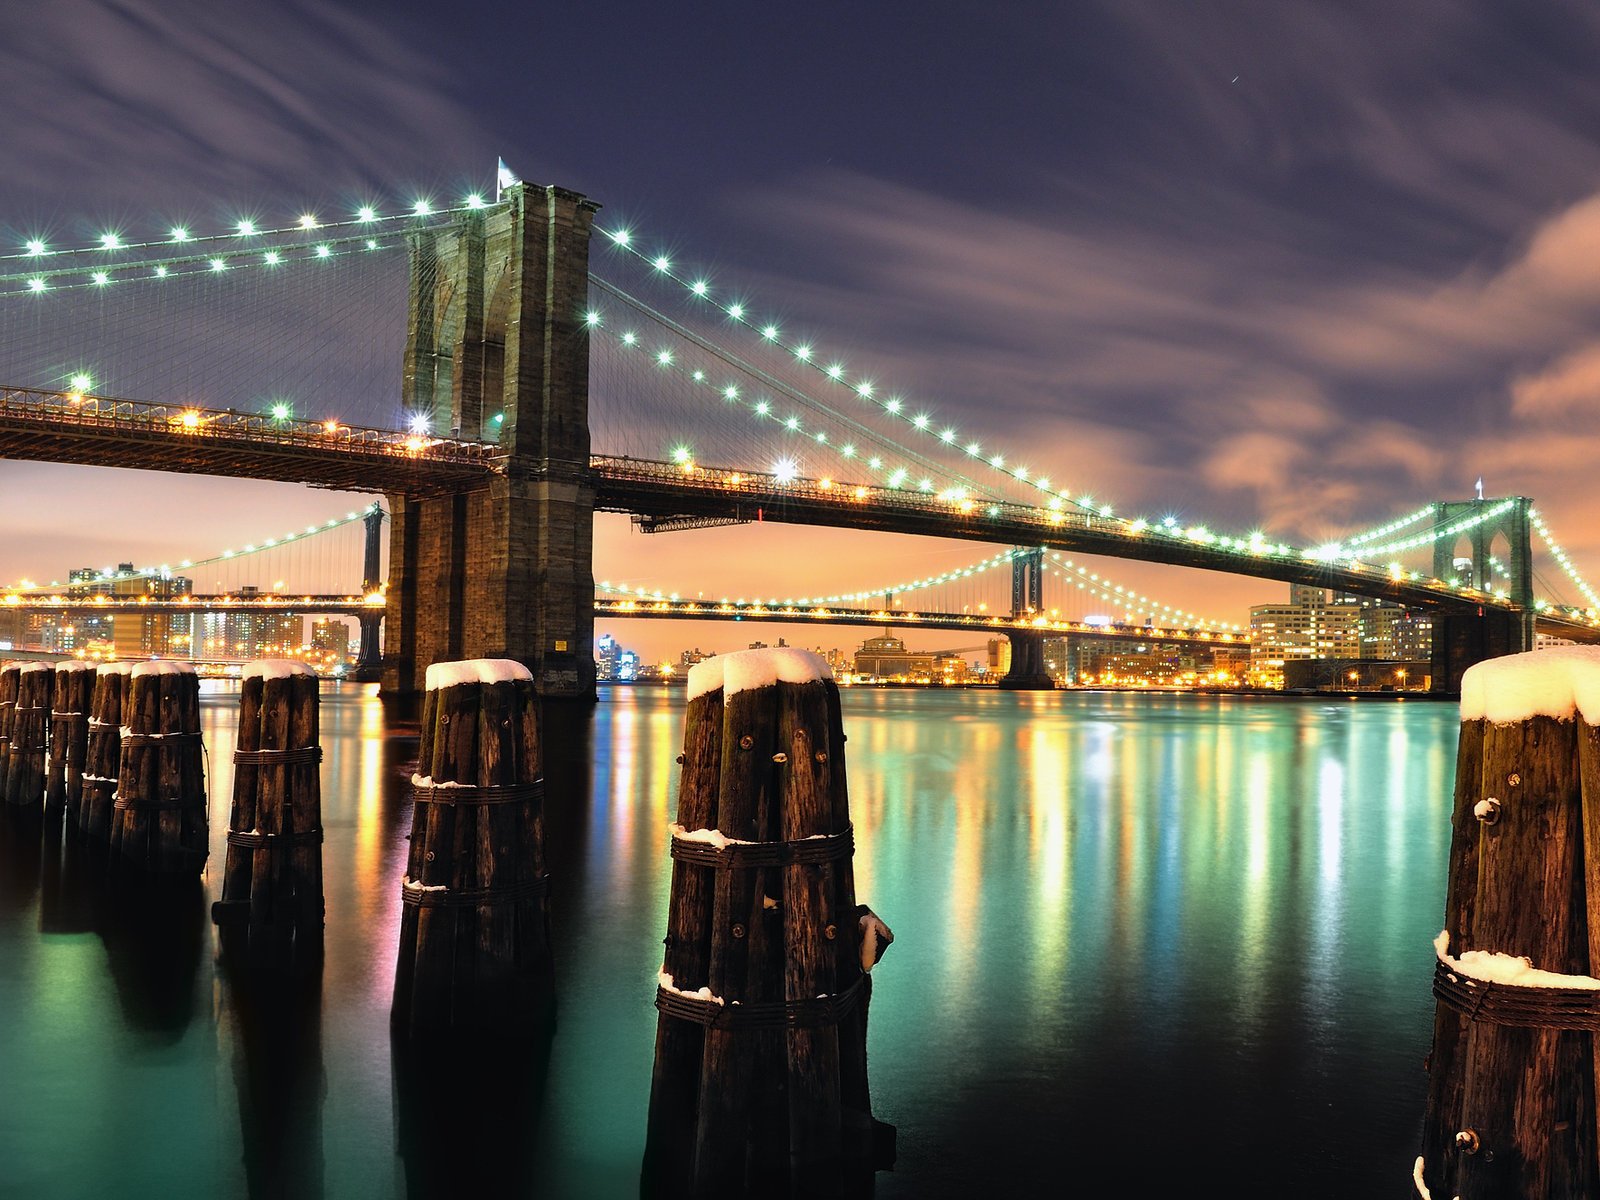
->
4, 2, 1600, 665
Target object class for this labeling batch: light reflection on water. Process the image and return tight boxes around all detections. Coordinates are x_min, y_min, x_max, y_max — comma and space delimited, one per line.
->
0, 682, 1457, 1198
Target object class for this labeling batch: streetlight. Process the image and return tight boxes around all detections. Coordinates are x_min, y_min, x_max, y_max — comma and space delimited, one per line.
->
1348, 670, 1360, 691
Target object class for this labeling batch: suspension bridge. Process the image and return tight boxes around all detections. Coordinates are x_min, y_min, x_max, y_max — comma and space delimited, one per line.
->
3, 171, 1597, 699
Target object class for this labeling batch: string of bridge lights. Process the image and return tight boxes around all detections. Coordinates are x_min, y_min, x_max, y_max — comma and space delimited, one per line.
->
1532, 510, 1600, 612
597, 545, 1237, 631
591, 317, 991, 502
596, 225, 1113, 517
4, 196, 482, 263
5, 505, 381, 594
1041, 553, 1238, 630
0, 195, 495, 299
1341, 504, 1435, 548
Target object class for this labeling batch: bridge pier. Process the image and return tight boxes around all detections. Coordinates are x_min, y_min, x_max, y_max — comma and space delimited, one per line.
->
353, 505, 385, 683
381, 182, 600, 707
997, 629, 1056, 690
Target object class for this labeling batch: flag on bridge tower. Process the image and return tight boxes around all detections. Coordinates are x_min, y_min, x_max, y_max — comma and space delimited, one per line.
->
496, 157, 520, 200
1475, 476, 1484, 500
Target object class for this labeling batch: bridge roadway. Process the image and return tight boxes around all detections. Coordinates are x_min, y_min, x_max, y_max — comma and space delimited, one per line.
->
6, 386, 1600, 644
3, 594, 374, 615
4, 592, 1238, 652
593, 596, 1243, 650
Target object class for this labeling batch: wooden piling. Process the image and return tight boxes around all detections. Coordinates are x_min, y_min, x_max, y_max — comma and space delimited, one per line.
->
211, 660, 324, 948
0, 662, 19, 789
3, 663, 52, 810
390, 658, 551, 1040
109, 661, 208, 876
1417, 647, 1600, 1199
642, 648, 894, 1199
47, 662, 95, 822
79, 662, 132, 843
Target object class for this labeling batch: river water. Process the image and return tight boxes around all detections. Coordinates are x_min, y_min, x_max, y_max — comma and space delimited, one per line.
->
0, 682, 1459, 1199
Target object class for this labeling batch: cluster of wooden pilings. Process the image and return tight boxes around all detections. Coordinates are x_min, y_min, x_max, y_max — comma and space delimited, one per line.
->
1418, 645, 1600, 1200
391, 658, 553, 1040
642, 648, 895, 1198
211, 660, 325, 958
0, 658, 209, 878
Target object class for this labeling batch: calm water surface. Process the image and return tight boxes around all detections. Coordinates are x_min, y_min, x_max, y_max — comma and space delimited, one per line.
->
0, 683, 1458, 1199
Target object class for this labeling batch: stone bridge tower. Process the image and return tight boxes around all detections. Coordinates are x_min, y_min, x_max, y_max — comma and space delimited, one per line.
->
381, 182, 600, 705
1427, 495, 1535, 692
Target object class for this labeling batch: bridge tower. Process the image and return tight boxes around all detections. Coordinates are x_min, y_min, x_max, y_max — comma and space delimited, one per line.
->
1428, 495, 1535, 692
999, 547, 1055, 690
382, 182, 601, 705
352, 504, 386, 682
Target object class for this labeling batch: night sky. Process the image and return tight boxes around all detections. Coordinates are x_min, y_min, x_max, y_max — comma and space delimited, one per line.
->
5, 0, 1600, 663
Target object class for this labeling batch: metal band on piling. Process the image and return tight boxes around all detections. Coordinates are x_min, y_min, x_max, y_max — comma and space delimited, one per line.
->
233, 746, 323, 766
226, 827, 325, 849
654, 973, 868, 1031
669, 823, 855, 869
399, 873, 551, 908
1432, 958, 1600, 1031
120, 731, 204, 745
409, 780, 545, 807
112, 795, 205, 811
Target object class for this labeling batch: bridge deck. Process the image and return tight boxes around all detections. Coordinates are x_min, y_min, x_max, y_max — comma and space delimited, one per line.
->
0, 386, 499, 495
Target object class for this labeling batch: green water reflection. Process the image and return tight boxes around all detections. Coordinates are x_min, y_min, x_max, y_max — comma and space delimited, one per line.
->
0, 683, 1457, 1199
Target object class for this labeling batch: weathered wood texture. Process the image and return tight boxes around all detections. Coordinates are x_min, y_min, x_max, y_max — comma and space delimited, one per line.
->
643, 669, 892, 1199
78, 665, 131, 843
212, 667, 324, 953
1419, 712, 1599, 1199
48, 663, 95, 823
0, 663, 19, 792
109, 664, 208, 875
390, 663, 551, 1039
3, 663, 52, 810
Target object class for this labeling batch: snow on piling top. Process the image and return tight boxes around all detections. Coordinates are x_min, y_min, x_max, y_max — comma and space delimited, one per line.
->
1459, 645, 1600, 725
97, 661, 134, 676
131, 660, 195, 677
242, 659, 317, 681
18, 661, 52, 673
424, 658, 533, 691
686, 647, 832, 702
54, 660, 94, 672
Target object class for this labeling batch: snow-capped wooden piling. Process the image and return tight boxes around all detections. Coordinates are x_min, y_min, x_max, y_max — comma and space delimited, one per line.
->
3, 662, 52, 810
642, 648, 894, 1199
47, 662, 95, 821
109, 661, 208, 875
78, 662, 132, 842
1418, 646, 1600, 1200
390, 658, 551, 1039
211, 660, 323, 946
0, 662, 19, 789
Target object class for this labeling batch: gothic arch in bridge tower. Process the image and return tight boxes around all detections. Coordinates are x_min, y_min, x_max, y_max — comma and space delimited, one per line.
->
382, 182, 601, 705
1428, 495, 1536, 693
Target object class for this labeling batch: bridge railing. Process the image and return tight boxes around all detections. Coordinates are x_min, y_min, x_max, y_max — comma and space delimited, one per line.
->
0, 385, 503, 468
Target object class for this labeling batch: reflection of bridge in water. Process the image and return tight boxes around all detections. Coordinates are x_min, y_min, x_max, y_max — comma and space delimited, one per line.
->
6, 178, 1600, 700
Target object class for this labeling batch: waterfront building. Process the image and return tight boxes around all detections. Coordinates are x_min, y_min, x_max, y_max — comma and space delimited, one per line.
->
853, 634, 968, 682
1250, 584, 1422, 686
197, 587, 299, 660
71, 563, 196, 659
312, 618, 354, 666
